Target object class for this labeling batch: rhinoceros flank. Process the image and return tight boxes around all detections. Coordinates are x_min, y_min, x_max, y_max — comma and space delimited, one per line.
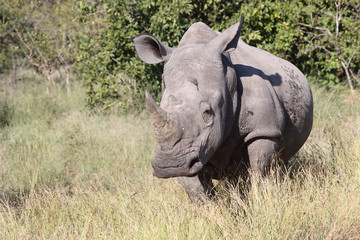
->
132, 17, 313, 202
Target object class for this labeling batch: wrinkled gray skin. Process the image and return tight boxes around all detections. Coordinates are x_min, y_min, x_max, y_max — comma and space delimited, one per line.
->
133, 19, 313, 202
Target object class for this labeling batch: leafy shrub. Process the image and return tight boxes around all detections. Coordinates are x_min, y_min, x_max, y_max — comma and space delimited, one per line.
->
296, 0, 360, 88
75, 0, 359, 112
75, 1, 249, 112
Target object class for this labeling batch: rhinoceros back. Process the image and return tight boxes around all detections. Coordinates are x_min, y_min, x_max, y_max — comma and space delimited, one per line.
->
230, 40, 313, 161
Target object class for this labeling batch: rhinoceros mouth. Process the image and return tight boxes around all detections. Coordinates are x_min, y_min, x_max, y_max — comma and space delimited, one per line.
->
151, 151, 204, 178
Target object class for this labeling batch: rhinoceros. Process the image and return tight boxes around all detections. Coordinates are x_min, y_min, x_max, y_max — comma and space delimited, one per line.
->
132, 17, 313, 202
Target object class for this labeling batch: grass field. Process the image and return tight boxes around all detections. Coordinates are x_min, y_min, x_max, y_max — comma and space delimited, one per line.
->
0, 74, 360, 239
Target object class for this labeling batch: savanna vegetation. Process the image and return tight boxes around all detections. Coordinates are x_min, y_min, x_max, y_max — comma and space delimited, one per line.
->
1, 0, 360, 239
1, 0, 359, 111
0, 71, 359, 239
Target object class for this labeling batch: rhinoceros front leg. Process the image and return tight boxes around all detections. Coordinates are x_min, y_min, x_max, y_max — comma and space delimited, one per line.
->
177, 173, 214, 203
247, 138, 279, 177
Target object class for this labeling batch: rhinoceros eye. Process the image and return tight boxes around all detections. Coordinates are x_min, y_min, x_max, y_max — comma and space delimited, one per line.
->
200, 102, 213, 124
202, 108, 213, 123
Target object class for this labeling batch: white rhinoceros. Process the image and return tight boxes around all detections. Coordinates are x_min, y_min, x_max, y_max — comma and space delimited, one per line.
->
133, 17, 313, 202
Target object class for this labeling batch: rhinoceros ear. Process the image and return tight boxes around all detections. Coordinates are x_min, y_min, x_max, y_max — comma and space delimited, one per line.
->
208, 15, 244, 54
132, 34, 173, 64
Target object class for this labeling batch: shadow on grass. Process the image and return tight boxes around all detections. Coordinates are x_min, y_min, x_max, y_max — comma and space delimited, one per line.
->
0, 189, 30, 214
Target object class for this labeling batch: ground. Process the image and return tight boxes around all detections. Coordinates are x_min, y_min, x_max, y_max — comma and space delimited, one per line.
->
0, 73, 359, 239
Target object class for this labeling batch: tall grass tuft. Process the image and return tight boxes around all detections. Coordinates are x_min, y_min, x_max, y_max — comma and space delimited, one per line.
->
0, 75, 359, 239
0, 99, 13, 128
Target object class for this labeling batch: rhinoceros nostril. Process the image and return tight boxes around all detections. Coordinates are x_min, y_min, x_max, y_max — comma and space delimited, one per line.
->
187, 157, 203, 176
189, 158, 199, 169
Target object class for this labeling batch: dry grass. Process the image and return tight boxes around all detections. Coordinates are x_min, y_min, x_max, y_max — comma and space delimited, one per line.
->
0, 79, 359, 239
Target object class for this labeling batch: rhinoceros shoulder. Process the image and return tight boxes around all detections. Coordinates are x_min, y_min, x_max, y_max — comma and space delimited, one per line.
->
239, 75, 285, 142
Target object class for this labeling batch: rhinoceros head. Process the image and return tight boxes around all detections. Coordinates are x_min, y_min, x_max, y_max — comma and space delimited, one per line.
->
133, 19, 243, 178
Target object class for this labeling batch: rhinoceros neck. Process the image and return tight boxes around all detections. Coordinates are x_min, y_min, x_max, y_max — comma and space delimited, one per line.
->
208, 120, 244, 173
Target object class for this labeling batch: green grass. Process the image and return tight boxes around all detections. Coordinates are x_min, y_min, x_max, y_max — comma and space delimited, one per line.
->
0, 76, 359, 239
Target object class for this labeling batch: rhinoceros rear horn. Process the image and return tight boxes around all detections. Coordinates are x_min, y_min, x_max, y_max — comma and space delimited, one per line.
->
145, 91, 183, 146
209, 15, 244, 54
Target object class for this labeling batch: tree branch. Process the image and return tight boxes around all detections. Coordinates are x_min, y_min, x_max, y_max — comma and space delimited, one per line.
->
350, 69, 360, 85
26, 31, 49, 67
298, 22, 332, 36
347, 46, 360, 67
313, 43, 334, 55
335, 0, 343, 38
14, 28, 40, 69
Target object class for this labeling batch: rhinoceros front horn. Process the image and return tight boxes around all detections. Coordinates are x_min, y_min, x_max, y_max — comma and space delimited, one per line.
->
145, 91, 183, 147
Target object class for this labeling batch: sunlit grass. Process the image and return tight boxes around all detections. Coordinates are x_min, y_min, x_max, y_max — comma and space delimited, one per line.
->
0, 76, 359, 239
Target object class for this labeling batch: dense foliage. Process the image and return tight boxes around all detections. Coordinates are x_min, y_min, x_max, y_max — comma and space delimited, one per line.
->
75, 0, 359, 111
1, 0, 359, 112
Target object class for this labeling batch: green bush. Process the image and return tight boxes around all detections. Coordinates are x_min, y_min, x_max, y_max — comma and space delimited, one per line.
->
2, 0, 359, 112
74, 1, 246, 112
296, 0, 360, 88
74, 0, 359, 112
